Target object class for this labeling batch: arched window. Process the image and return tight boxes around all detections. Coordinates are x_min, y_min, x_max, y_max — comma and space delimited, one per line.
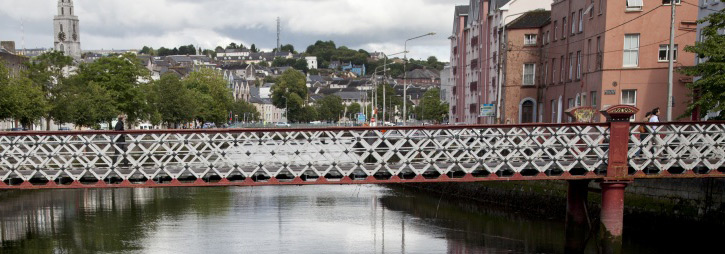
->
60, 44, 65, 52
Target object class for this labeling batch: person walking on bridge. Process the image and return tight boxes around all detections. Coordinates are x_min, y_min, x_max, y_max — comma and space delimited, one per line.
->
112, 115, 129, 168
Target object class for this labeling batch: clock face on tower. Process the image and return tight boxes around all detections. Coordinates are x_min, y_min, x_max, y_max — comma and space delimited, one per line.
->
72, 33, 77, 41
58, 31, 66, 41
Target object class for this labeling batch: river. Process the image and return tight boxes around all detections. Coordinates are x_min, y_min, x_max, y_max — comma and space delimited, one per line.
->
0, 185, 718, 253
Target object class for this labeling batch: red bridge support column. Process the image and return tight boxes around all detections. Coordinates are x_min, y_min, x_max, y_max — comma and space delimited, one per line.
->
565, 180, 590, 254
598, 105, 638, 254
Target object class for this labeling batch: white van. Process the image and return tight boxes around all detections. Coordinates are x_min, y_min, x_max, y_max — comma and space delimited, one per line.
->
138, 124, 154, 130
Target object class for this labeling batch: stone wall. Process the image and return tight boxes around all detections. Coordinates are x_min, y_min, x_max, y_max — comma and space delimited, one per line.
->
401, 178, 725, 224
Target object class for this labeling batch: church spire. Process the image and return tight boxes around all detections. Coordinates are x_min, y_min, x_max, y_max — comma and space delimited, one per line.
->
54, 0, 81, 59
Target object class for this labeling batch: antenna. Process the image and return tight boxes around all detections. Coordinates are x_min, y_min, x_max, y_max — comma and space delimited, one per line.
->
21, 17, 25, 55
276, 17, 281, 52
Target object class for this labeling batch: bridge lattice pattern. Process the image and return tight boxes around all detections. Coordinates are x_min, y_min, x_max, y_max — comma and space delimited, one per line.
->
0, 123, 723, 189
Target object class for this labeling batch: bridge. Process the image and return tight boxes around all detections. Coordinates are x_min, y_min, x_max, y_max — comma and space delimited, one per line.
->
1, 105, 723, 253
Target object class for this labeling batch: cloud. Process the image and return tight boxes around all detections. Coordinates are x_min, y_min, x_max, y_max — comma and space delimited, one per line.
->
0, 0, 469, 60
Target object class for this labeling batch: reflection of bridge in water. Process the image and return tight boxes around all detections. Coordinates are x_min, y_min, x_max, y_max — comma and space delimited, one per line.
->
1, 105, 724, 252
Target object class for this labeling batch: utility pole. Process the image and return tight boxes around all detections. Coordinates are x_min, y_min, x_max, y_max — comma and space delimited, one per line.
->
666, 1, 676, 122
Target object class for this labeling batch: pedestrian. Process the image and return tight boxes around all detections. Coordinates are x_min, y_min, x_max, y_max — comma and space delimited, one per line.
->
649, 108, 660, 122
635, 111, 652, 157
112, 115, 129, 168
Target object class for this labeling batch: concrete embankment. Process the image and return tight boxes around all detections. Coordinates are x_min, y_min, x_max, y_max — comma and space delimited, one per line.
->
398, 178, 725, 224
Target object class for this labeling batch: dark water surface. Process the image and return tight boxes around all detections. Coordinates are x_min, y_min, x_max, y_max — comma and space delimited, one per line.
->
0, 185, 718, 253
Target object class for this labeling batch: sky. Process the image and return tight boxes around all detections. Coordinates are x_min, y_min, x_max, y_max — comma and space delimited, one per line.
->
0, 0, 470, 61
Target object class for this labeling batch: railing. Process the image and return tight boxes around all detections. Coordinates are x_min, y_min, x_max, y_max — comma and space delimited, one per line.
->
0, 122, 723, 189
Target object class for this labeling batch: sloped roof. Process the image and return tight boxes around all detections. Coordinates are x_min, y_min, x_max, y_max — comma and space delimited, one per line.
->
400, 68, 441, 79
507, 10, 551, 29
495, 0, 513, 9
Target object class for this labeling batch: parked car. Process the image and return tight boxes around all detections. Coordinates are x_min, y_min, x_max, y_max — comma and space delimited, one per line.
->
58, 127, 72, 131
275, 122, 291, 127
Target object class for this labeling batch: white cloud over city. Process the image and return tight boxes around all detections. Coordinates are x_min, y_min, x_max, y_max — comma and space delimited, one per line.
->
0, 0, 469, 60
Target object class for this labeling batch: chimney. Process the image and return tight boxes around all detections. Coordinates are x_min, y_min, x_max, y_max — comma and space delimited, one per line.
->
1, 41, 16, 54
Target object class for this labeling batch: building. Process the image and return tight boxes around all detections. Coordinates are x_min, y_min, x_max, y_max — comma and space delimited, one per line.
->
0, 43, 29, 77
695, 0, 724, 120
499, 10, 551, 124
440, 65, 454, 123
306, 56, 318, 70
53, 0, 81, 59
487, 0, 552, 124
250, 97, 287, 124
450, 4, 473, 124
539, 0, 697, 123
398, 68, 441, 86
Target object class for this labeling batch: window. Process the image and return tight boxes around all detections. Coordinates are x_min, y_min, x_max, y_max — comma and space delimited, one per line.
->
554, 21, 558, 40
623, 34, 640, 67
575, 94, 582, 107
596, 36, 602, 70
587, 39, 592, 71
560, 56, 565, 82
579, 9, 584, 33
577, 51, 582, 79
663, 0, 681, 5
658, 44, 678, 61
590, 0, 595, 18
546, 31, 550, 44
591, 91, 598, 109
572, 12, 577, 35
524, 34, 537, 46
562, 17, 567, 38
622, 90, 637, 106
544, 61, 548, 84
627, 0, 644, 11
598, 0, 603, 14
469, 104, 478, 113
568, 98, 575, 121
569, 53, 574, 80
470, 81, 478, 92
552, 58, 556, 84
523, 64, 536, 85
551, 100, 557, 122
622, 89, 637, 121
581, 93, 587, 106
539, 102, 544, 123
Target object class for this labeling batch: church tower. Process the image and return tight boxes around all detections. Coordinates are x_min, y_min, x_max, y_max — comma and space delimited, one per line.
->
53, 0, 81, 59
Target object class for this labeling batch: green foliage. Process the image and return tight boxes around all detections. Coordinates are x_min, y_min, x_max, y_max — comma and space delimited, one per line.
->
201, 49, 216, 58
250, 44, 260, 53
680, 8, 725, 119
370, 83, 403, 120
226, 42, 245, 50
0, 75, 49, 128
346, 102, 362, 120
271, 69, 308, 122
51, 76, 116, 129
75, 53, 151, 125
273, 44, 296, 54
411, 88, 448, 123
230, 100, 260, 122
316, 95, 345, 122
183, 68, 234, 125
147, 74, 198, 127
156, 44, 196, 56
257, 61, 269, 67
139, 46, 155, 55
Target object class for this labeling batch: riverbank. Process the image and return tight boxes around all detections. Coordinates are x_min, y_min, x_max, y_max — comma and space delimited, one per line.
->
396, 178, 725, 225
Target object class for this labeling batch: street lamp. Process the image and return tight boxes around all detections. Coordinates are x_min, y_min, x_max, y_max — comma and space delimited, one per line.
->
378, 51, 406, 125
403, 32, 435, 126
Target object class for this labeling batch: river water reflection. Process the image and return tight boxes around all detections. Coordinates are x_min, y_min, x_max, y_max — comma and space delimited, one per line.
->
0, 185, 717, 253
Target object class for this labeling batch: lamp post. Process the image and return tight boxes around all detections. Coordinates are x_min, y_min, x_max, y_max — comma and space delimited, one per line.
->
403, 32, 435, 126
382, 51, 407, 125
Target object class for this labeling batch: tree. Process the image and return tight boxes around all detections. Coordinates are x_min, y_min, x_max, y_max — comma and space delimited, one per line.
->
370, 83, 403, 121
316, 95, 345, 122
139, 46, 155, 55
51, 76, 116, 129
271, 69, 308, 123
0, 74, 49, 129
231, 100, 261, 122
680, 8, 725, 120
215, 46, 224, 52
25, 51, 73, 130
294, 59, 310, 73
148, 74, 197, 127
346, 102, 361, 120
202, 49, 216, 58
250, 44, 259, 53
75, 53, 151, 126
413, 88, 448, 123
183, 68, 234, 125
